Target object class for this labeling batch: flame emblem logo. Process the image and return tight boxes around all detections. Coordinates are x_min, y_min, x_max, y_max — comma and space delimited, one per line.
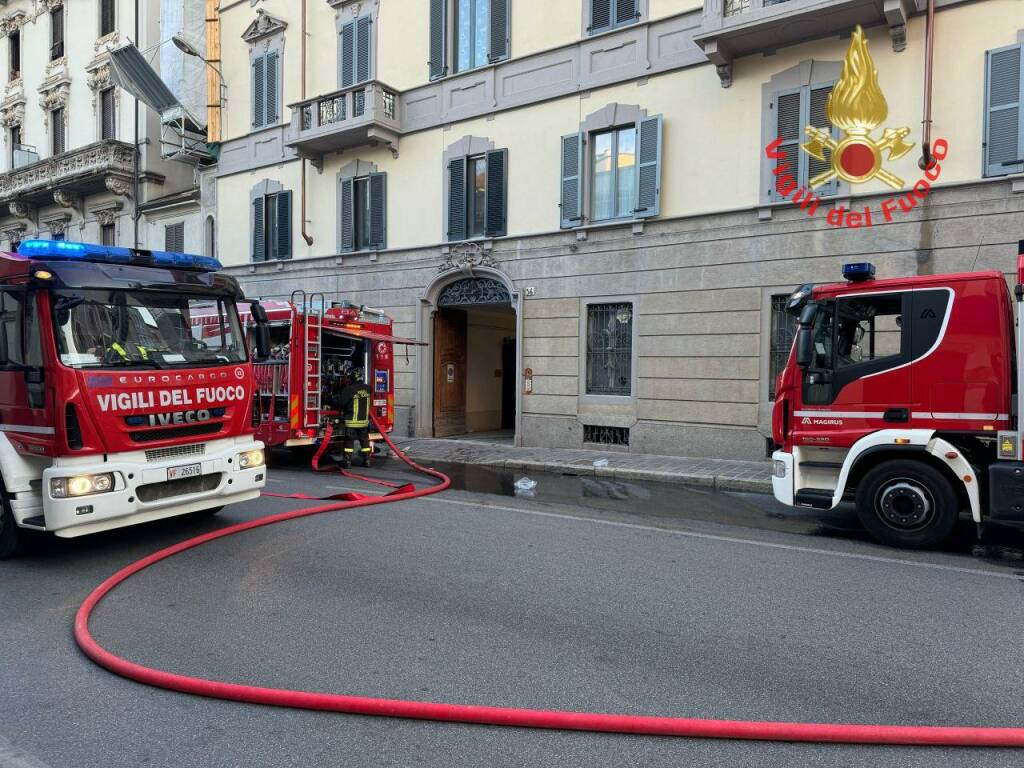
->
802, 26, 915, 189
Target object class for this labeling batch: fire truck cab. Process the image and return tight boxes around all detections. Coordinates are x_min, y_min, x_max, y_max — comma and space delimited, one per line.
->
240, 292, 421, 453
0, 240, 271, 558
771, 257, 1024, 548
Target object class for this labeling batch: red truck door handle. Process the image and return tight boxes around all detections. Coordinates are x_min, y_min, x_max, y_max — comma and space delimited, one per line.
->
884, 408, 909, 423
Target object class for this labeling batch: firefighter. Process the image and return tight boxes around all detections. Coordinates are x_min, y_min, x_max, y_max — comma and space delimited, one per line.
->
334, 369, 372, 468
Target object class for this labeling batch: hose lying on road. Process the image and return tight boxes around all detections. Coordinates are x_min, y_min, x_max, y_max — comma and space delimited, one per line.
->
74, 419, 1024, 748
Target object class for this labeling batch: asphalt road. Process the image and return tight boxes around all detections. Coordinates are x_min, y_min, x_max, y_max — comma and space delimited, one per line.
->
3, 455, 1024, 768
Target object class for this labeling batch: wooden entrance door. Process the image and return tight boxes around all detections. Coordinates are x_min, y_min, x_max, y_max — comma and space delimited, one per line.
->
433, 308, 467, 437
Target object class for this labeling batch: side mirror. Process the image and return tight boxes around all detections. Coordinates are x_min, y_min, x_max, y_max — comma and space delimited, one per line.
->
249, 301, 271, 362
795, 327, 814, 368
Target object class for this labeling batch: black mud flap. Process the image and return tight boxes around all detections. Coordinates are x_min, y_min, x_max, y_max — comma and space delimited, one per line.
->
988, 462, 1024, 522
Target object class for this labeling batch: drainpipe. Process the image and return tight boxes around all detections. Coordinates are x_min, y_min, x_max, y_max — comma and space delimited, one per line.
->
919, 0, 935, 169
300, 0, 315, 247
132, 0, 140, 248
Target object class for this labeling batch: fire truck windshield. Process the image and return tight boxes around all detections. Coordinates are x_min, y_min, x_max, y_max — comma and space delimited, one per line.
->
51, 289, 246, 369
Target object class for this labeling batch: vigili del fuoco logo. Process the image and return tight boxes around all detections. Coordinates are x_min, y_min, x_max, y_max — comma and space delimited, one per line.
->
765, 25, 948, 229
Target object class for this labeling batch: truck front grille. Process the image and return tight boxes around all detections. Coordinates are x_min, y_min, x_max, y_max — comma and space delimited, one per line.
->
145, 443, 206, 462
129, 423, 222, 443
136, 473, 223, 503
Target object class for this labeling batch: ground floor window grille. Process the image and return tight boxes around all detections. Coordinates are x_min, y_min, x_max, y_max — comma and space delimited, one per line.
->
583, 425, 629, 446
769, 294, 797, 399
586, 302, 633, 396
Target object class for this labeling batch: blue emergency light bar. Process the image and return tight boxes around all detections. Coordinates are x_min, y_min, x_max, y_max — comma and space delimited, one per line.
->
16, 240, 222, 272
842, 262, 876, 282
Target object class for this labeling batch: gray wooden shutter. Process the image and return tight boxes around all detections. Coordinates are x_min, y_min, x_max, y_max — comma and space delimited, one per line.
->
447, 157, 466, 241
252, 197, 266, 262
340, 21, 354, 88
101, 0, 115, 36
770, 89, 801, 201
634, 115, 662, 218
985, 45, 1023, 177
429, 0, 446, 80
808, 84, 838, 196
101, 88, 115, 139
265, 51, 279, 125
276, 191, 292, 258
164, 222, 185, 252
252, 54, 265, 128
484, 149, 507, 237
340, 177, 355, 253
369, 172, 387, 250
489, 0, 509, 63
615, 0, 637, 26
560, 132, 584, 228
590, 0, 612, 33
356, 15, 372, 83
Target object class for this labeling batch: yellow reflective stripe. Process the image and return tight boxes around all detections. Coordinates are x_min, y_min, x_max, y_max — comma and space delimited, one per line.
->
110, 342, 128, 359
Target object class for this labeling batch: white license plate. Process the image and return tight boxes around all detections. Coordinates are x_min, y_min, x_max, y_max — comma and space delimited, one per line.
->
167, 463, 202, 481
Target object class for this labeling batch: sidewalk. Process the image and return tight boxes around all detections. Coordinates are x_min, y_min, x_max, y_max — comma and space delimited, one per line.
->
394, 437, 772, 494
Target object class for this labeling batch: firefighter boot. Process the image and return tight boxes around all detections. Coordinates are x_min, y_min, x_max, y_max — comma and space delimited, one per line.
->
361, 450, 371, 468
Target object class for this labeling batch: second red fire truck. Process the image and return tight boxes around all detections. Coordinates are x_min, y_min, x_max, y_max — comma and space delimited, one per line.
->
772, 248, 1024, 548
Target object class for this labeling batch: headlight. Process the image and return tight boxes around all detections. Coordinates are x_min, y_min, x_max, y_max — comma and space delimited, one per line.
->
51, 472, 116, 498
237, 449, 265, 469
773, 460, 788, 478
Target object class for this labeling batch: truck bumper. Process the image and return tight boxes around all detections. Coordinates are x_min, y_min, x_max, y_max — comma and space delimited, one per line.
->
40, 437, 266, 538
771, 450, 794, 506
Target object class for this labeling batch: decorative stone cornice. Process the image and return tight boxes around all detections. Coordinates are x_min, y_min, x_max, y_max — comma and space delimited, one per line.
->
38, 83, 68, 111
0, 140, 135, 203
0, 89, 24, 128
92, 203, 122, 227
42, 212, 72, 237
41, 0, 64, 12
53, 189, 81, 212
86, 64, 111, 92
0, 10, 26, 37
3, 224, 26, 244
437, 242, 498, 274
8, 201, 34, 220
241, 9, 287, 43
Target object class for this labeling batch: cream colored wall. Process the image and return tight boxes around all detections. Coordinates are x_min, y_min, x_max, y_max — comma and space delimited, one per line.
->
217, 0, 1021, 263
650, 0, 701, 19
509, 0, 581, 60
375, 0, 430, 92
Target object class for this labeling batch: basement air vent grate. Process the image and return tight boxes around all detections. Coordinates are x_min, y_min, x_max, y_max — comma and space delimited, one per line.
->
583, 425, 629, 446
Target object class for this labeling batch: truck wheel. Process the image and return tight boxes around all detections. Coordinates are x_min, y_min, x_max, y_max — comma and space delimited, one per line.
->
855, 460, 958, 549
0, 481, 27, 560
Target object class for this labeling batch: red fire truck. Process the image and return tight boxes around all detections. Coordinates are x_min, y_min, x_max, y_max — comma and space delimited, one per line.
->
230, 292, 420, 453
0, 240, 272, 558
771, 250, 1024, 548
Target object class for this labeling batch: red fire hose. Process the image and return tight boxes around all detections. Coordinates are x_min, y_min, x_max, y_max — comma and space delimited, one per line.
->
74, 422, 1024, 747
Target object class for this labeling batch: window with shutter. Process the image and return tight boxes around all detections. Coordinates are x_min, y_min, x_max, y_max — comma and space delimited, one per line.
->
984, 44, 1023, 177
252, 197, 266, 261
339, 177, 355, 253
634, 116, 661, 218
429, 0, 447, 79
100, 0, 116, 37
100, 223, 115, 246
165, 223, 185, 253
485, 149, 507, 237
50, 6, 63, 61
265, 51, 279, 125
489, 0, 509, 63
100, 88, 116, 140
447, 157, 467, 241
252, 55, 266, 128
275, 191, 292, 259
807, 84, 838, 195
768, 84, 838, 201
356, 16, 371, 83
560, 133, 583, 228
771, 89, 801, 201
368, 172, 387, 250
9, 29, 20, 81
51, 108, 65, 156
340, 21, 355, 88
590, 0, 637, 35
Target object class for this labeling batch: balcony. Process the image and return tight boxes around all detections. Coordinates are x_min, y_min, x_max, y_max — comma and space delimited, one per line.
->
694, 0, 915, 86
0, 139, 135, 208
286, 81, 401, 168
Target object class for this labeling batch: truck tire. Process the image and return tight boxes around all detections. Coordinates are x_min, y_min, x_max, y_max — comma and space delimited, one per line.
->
0, 481, 27, 560
855, 459, 958, 549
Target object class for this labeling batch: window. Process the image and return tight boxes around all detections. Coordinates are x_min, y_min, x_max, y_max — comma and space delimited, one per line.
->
768, 83, 838, 200
205, 215, 216, 258
0, 290, 23, 365
984, 44, 1023, 177
9, 124, 20, 167
50, 4, 64, 61
51, 108, 65, 156
100, 87, 116, 139
586, 302, 633, 396
589, 0, 638, 35
561, 115, 662, 228
252, 190, 292, 261
52, 231, 65, 242
165, 222, 185, 253
100, 222, 115, 246
834, 294, 904, 369
429, 0, 508, 79
340, 173, 386, 252
591, 127, 636, 222
100, 0, 116, 37
446, 149, 507, 241
9, 29, 20, 81
769, 295, 797, 400
251, 50, 280, 129
339, 15, 372, 88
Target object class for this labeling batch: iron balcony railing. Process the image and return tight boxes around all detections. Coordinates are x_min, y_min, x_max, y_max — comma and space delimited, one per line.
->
723, 0, 791, 16
290, 80, 400, 156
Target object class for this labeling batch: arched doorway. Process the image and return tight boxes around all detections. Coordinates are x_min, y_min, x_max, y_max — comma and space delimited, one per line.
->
417, 265, 520, 443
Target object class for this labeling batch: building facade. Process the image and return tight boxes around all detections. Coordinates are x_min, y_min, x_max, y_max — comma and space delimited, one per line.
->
0, 0, 214, 254
214, 0, 1024, 460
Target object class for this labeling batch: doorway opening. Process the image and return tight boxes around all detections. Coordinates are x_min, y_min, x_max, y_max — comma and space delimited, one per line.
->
432, 277, 516, 442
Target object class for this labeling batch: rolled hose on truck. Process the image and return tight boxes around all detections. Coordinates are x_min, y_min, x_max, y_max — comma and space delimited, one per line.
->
73, 419, 1024, 748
